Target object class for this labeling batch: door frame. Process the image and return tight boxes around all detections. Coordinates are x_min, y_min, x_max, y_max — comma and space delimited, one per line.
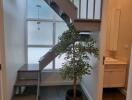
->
126, 47, 132, 100
0, 0, 7, 100
96, 0, 108, 99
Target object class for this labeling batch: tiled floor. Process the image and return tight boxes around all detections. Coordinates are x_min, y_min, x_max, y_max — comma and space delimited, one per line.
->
40, 85, 87, 100
103, 88, 126, 100
40, 86, 126, 100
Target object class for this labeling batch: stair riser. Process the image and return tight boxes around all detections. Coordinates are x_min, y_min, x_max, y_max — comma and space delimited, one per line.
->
74, 20, 101, 32
18, 72, 39, 80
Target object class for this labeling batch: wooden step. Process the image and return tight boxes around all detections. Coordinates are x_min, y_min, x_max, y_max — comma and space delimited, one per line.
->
15, 79, 38, 86
40, 72, 79, 86
12, 95, 37, 100
18, 71, 39, 80
18, 64, 39, 80
18, 64, 39, 71
74, 19, 101, 32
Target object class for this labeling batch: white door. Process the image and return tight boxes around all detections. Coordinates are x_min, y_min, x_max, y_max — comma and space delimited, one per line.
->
0, 0, 3, 99
127, 47, 132, 100
0, 66, 2, 100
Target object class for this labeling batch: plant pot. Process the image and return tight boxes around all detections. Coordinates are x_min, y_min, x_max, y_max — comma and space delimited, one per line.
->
66, 89, 83, 100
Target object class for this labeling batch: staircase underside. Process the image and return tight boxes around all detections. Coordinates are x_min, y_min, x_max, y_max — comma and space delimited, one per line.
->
44, 0, 101, 32
46, 0, 77, 20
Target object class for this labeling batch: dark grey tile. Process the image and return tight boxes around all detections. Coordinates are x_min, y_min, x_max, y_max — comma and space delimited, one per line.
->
40, 86, 88, 100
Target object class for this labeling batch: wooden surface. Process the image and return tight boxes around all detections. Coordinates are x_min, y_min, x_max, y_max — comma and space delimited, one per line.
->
74, 19, 101, 32
103, 88, 126, 100
103, 64, 126, 88
15, 79, 38, 86
19, 64, 39, 71
15, 71, 76, 86
104, 57, 128, 65
40, 72, 79, 86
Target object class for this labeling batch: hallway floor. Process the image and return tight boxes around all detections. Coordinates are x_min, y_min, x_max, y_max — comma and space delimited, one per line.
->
40, 85, 87, 100
103, 88, 126, 100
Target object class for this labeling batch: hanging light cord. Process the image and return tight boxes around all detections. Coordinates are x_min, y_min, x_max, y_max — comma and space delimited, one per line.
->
36, 4, 41, 30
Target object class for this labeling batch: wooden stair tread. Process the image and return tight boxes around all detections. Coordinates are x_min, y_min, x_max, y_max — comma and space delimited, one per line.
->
12, 95, 37, 100
39, 72, 79, 86
15, 79, 38, 86
18, 64, 39, 72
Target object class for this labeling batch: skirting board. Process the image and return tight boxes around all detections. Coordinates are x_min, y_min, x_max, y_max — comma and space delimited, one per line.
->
80, 82, 93, 100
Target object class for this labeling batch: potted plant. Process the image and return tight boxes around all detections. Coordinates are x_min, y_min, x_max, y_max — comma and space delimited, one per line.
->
55, 24, 99, 100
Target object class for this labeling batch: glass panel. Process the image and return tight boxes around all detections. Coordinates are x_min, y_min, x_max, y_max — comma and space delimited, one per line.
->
28, 47, 50, 63
88, 0, 94, 19
55, 54, 66, 69
27, 0, 54, 19
95, 0, 101, 19
28, 21, 53, 45
80, 0, 87, 19
28, 47, 53, 69
55, 22, 68, 44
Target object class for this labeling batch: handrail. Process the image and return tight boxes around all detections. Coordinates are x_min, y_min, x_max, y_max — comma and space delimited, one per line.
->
37, 71, 40, 100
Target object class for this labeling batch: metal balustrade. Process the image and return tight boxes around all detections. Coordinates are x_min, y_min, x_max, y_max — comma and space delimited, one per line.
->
70, 0, 102, 19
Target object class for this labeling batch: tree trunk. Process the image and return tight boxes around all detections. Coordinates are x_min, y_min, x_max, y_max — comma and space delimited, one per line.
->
73, 77, 77, 100
73, 42, 77, 100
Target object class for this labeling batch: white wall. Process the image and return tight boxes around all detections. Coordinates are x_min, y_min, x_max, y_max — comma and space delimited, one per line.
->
81, 32, 99, 100
3, 0, 26, 99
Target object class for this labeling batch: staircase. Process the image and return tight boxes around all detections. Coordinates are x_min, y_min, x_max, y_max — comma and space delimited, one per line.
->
12, 0, 102, 100
12, 64, 39, 100
38, 0, 102, 99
